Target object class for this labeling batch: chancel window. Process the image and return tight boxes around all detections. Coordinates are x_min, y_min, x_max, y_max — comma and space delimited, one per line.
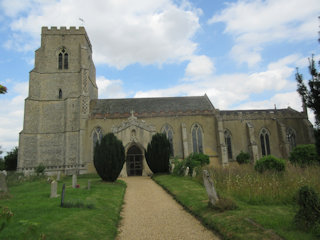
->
224, 130, 232, 159
192, 123, 203, 153
58, 48, 68, 70
287, 128, 296, 152
162, 124, 174, 156
92, 127, 103, 148
260, 128, 271, 156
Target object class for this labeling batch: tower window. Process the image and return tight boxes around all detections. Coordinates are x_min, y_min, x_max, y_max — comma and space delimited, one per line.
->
260, 128, 271, 156
58, 48, 68, 70
192, 123, 203, 153
58, 89, 62, 99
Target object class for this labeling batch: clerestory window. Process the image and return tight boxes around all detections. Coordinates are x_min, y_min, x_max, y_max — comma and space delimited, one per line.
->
58, 48, 68, 70
260, 128, 271, 156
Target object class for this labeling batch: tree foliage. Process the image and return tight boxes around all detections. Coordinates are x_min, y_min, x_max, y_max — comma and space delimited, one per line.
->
296, 54, 320, 126
4, 147, 18, 171
93, 133, 125, 182
145, 133, 170, 173
0, 84, 7, 94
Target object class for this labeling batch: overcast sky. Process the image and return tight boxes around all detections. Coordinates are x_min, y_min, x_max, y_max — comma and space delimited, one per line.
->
0, 0, 319, 155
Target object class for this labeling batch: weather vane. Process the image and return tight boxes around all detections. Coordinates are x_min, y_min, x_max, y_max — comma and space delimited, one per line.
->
79, 18, 85, 26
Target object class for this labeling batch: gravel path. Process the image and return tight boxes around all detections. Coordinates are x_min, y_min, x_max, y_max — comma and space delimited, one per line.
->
117, 176, 219, 240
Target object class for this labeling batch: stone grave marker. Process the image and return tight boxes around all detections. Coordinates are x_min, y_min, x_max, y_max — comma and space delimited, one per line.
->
170, 163, 175, 174
50, 180, 58, 198
192, 169, 197, 177
72, 174, 77, 188
202, 170, 219, 206
184, 167, 189, 176
0, 171, 8, 193
60, 184, 65, 207
57, 171, 61, 181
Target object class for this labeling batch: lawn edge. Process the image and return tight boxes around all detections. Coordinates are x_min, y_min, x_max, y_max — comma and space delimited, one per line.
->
152, 174, 225, 240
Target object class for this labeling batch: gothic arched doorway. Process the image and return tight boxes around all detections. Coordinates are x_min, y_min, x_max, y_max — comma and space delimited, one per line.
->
126, 145, 143, 176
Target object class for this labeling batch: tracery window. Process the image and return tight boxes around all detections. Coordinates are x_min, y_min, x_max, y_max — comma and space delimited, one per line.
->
58, 48, 68, 70
92, 127, 103, 148
192, 123, 203, 153
286, 128, 296, 152
260, 128, 271, 156
224, 130, 232, 159
162, 124, 174, 156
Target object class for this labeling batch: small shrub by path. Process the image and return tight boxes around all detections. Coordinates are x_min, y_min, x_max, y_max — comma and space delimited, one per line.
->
153, 174, 318, 240
0, 174, 126, 240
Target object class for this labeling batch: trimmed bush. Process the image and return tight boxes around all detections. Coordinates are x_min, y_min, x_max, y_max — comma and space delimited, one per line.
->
294, 186, 320, 231
145, 133, 170, 173
185, 153, 209, 176
35, 163, 45, 176
94, 133, 125, 182
254, 155, 285, 173
236, 151, 250, 164
4, 147, 18, 171
289, 144, 319, 167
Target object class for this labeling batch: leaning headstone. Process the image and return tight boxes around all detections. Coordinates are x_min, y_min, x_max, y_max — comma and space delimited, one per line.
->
0, 171, 8, 192
2, 170, 7, 176
192, 169, 197, 177
72, 174, 77, 188
88, 180, 91, 190
57, 171, 61, 181
170, 164, 175, 174
50, 181, 58, 198
202, 170, 219, 206
184, 167, 189, 176
60, 184, 66, 207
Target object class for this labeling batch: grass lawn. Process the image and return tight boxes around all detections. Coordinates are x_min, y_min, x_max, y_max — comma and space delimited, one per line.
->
153, 174, 318, 240
0, 174, 126, 240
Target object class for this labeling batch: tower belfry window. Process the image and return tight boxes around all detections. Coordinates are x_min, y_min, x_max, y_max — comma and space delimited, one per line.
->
58, 48, 68, 70
58, 89, 62, 99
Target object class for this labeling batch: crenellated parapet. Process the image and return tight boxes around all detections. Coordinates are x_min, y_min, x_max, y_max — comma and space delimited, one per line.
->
41, 26, 92, 50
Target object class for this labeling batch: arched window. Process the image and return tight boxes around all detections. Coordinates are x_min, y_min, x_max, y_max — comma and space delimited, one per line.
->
224, 130, 232, 159
162, 124, 174, 156
192, 123, 203, 153
287, 128, 296, 152
58, 89, 62, 99
58, 48, 68, 70
260, 128, 271, 156
92, 127, 103, 148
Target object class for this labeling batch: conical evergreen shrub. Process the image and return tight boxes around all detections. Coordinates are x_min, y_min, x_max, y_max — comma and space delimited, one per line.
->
93, 133, 125, 182
145, 133, 170, 173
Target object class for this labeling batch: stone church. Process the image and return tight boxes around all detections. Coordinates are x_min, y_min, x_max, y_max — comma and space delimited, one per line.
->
18, 27, 314, 176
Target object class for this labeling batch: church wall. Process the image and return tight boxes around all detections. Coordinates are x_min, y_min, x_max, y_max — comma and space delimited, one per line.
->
23, 100, 40, 133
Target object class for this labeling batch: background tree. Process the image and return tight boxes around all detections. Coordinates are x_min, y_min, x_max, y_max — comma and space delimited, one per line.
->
93, 133, 125, 182
4, 147, 18, 171
0, 84, 7, 94
145, 133, 170, 173
0, 146, 4, 170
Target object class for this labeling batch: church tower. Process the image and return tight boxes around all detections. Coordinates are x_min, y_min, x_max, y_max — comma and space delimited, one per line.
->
18, 26, 97, 174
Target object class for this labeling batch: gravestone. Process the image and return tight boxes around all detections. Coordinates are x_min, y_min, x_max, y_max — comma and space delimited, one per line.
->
184, 167, 189, 176
88, 180, 91, 190
72, 174, 77, 188
202, 170, 219, 206
192, 169, 197, 177
57, 171, 61, 181
60, 184, 65, 207
0, 171, 8, 192
50, 181, 57, 198
170, 163, 175, 174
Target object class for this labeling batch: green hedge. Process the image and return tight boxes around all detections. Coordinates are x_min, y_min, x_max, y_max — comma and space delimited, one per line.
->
236, 151, 250, 164
254, 155, 285, 173
289, 144, 319, 167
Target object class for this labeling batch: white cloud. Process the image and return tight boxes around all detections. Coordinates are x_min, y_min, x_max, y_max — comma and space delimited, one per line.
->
0, 81, 28, 155
96, 76, 127, 99
3, 0, 201, 69
208, 0, 320, 67
184, 55, 214, 80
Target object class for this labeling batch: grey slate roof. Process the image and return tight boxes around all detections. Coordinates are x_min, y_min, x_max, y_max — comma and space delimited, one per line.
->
90, 95, 215, 115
